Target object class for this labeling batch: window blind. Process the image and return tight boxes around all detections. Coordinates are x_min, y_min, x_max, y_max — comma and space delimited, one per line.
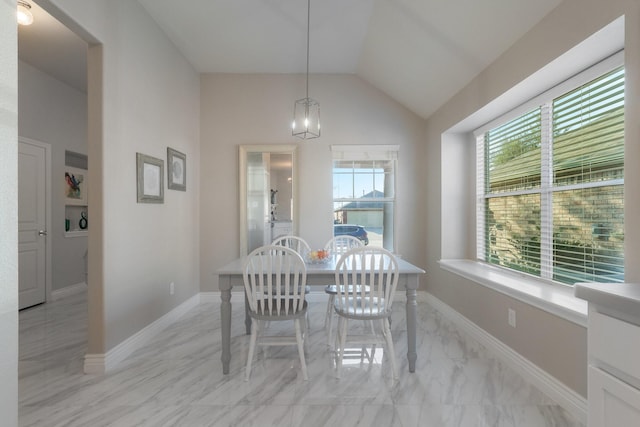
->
551, 66, 624, 284
477, 64, 624, 285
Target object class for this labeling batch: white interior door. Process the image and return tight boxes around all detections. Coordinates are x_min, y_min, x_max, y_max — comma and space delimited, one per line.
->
18, 139, 50, 310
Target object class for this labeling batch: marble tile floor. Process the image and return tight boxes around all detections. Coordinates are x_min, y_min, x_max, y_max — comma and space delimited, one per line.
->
18, 290, 585, 427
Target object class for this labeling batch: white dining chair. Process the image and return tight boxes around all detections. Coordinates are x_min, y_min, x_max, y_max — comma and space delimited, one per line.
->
271, 235, 311, 255
243, 245, 309, 381
333, 246, 399, 379
323, 235, 365, 347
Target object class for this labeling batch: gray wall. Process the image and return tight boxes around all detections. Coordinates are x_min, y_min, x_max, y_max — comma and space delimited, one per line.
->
424, 0, 640, 397
42, 0, 202, 354
199, 73, 428, 291
19, 60, 88, 292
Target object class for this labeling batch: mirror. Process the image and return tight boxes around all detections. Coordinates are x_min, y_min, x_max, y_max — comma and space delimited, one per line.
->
239, 145, 297, 256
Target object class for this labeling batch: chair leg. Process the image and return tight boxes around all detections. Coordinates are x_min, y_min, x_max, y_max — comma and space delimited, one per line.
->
324, 295, 333, 328
326, 296, 335, 347
382, 318, 398, 380
245, 320, 258, 381
295, 318, 309, 380
336, 317, 348, 378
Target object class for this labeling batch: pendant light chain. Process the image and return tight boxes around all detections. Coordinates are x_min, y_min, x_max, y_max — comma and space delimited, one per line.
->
305, 0, 310, 100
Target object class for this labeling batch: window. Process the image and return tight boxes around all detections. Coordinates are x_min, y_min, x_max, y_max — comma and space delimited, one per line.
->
476, 60, 624, 285
331, 145, 398, 251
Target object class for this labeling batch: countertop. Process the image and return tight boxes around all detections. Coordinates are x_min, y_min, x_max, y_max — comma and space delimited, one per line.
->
575, 282, 640, 323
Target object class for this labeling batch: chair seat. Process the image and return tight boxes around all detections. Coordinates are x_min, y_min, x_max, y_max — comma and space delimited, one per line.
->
324, 284, 370, 295
333, 297, 389, 319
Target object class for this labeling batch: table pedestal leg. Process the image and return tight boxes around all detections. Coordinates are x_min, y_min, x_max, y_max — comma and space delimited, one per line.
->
406, 287, 418, 372
221, 289, 231, 374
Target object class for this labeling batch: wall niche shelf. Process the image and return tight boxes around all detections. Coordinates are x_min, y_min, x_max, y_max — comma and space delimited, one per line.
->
65, 204, 88, 234
64, 150, 88, 236
65, 230, 88, 238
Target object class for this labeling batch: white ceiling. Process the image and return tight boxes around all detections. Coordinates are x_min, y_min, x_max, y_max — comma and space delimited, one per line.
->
19, 0, 564, 119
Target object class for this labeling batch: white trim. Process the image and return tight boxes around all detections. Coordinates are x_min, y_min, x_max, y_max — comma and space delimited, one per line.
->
83, 293, 200, 374
83, 354, 106, 375
424, 292, 587, 424
330, 144, 399, 160
439, 259, 587, 326
51, 282, 86, 301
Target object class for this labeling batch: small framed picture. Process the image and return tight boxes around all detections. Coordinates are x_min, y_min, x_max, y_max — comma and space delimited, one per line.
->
65, 166, 88, 205
167, 147, 186, 191
136, 153, 164, 203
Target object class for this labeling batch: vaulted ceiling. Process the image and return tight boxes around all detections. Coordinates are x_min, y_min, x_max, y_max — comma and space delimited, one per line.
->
19, 0, 564, 119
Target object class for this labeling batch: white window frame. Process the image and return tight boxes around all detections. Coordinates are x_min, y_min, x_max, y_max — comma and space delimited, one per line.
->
475, 51, 624, 285
331, 145, 399, 252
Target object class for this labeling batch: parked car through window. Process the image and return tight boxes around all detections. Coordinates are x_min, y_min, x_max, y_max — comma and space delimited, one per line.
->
334, 224, 369, 245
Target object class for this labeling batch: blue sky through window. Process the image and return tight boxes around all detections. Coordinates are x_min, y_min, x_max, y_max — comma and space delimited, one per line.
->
333, 165, 386, 199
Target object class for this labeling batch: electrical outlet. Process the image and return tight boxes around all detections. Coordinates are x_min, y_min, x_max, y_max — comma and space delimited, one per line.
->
508, 308, 516, 328
170, 282, 175, 295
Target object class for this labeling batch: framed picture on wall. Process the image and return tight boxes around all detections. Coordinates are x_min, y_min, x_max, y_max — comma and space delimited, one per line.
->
64, 166, 88, 206
167, 147, 186, 191
136, 153, 164, 203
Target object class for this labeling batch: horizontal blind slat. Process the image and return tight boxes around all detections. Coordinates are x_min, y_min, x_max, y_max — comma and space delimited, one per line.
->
481, 64, 624, 285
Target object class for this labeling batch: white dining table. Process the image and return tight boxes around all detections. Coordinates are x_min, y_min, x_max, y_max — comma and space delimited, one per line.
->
216, 255, 425, 375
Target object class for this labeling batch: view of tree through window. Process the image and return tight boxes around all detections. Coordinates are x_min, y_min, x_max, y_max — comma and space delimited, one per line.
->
478, 65, 624, 285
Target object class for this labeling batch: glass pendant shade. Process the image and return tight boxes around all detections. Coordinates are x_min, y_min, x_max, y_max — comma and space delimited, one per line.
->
17, 1, 33, 26
292, 97, 320, 139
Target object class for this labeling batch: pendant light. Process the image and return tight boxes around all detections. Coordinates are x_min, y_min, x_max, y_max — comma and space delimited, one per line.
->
17, 0, 34, 26
292, 0, 320, 139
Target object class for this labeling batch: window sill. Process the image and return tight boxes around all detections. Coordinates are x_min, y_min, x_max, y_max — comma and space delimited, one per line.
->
438, 259, 587, 327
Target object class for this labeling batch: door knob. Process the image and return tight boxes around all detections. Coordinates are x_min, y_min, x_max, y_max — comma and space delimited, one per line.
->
38, 230, 47, 236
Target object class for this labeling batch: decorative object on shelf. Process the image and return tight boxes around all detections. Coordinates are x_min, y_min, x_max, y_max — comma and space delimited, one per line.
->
79, 211, 88, 230
65, 219, 70, 232
64, 166, 88, 206
291, 0, 320, 140
136, 153, 164, 203
167, 147, 186, 191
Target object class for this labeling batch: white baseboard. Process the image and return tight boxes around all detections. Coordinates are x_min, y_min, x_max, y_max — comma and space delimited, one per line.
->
424, 292, 587, 424
51, 282, 87, 301
83, 293, 201, 374
83, 354, 106, 375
